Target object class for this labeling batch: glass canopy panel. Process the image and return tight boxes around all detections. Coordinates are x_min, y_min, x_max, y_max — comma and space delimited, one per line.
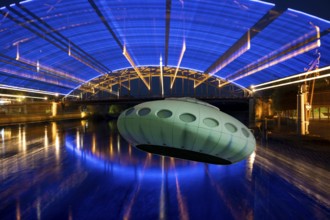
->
23, 1, 116, 77
217, 9, 330, 87
319, 35, 330, 68
0, 0, 329, 95
169, 0, 272, 72
234, 53, 314, 87
96, 0, 165, 68
0, 2, 89, 93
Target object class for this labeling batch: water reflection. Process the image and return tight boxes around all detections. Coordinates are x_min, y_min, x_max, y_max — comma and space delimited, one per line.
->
0, 120, 329, 220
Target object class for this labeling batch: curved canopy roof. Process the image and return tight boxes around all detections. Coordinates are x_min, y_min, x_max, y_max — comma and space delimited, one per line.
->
0, 0, 329, 97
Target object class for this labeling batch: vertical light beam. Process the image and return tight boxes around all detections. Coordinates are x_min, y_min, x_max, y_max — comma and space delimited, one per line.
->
36, 60, 40, 72
170, 39, 186, 89
16, 43, 20, 60
160, 55, 164, 97
123, 45, 150, 90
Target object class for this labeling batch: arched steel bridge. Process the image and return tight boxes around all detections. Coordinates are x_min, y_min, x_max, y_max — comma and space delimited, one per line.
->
70, 66, 248, 100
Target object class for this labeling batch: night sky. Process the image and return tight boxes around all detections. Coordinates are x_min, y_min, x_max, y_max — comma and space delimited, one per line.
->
262, 0, 330, 21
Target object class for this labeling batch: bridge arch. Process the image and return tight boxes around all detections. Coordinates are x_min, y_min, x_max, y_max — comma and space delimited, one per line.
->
68, 66, 250, 100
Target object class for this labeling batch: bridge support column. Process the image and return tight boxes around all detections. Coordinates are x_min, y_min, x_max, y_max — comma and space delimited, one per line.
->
297, 84, 309, 135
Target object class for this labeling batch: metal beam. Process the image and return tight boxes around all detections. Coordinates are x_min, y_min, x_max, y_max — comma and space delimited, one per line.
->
88, 0, 123, 50
227, 25, 320, 82
1, 5, 118, 94
5, 5, 109, 75
0, 53, 78, 89
164, 0, 172, 66
89, 0, 150, 89
195, 6, 286, 88
16, 3, 112, 74
2, 6, 108, 77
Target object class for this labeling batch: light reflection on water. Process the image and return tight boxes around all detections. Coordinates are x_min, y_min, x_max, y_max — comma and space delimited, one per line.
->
0, 120, 329, 220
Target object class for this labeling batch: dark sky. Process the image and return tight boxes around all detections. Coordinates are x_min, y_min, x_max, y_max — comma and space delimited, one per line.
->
261, 0, 330, 21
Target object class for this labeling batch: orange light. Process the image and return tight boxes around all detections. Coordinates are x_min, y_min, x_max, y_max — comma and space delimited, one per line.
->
123, 45, 150, 90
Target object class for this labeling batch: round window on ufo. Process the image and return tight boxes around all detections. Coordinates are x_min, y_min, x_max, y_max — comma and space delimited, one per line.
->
241, 128, 250, 138
179, 113, 196, 123
203, 118, 219, 127
157, 109, 172, 118
138, 108, 151, 116
225, 123, 237, 133
125, 108, 135, 116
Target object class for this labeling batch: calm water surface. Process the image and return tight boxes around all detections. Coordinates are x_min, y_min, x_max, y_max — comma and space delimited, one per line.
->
0, 120, 329, 220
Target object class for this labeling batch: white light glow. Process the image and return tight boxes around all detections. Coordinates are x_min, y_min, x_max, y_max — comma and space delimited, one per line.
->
16, 44, 20, 60
254, 65, 330, 88
254, 72, 330, 91
0, 84, 77, 97
0, 93, 47, 100
76, 130, 80, 149
1, 128, 4, 140
44, 126, 49, 151
0, 100, 11, 104
0, 84, 73, 97
21, 0, 33, 4
249, 0, 274, 6
160, 55, 164, 97
37, 60, 40, 72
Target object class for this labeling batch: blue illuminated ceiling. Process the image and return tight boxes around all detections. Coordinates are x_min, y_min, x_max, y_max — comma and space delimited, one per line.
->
0, 0, 329, 96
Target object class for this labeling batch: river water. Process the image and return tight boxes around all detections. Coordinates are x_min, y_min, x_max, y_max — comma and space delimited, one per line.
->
0, 120, 329, 220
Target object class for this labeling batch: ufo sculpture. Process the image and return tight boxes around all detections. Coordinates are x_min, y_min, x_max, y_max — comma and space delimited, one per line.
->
117, 97, 255, 165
